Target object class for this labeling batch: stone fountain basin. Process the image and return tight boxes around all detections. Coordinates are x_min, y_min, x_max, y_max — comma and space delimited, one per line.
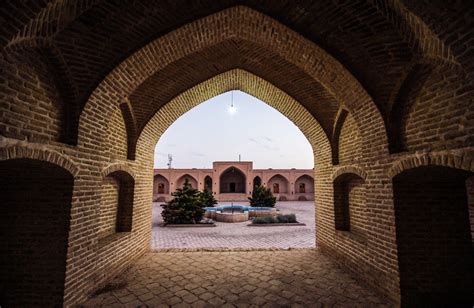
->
214, 211, 249, 223
204, 205, 277, 220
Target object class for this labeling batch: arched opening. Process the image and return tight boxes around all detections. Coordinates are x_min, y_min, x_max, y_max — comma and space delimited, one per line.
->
0, 158, 74, 307
333, 173, 367, 237
267, 174, 289, 194
204, 175, 213, 192
393, 166, 473, 306
153, 175, 169, 195
295, 175, 314, 194
253, 176, 262, 187
100, 170, 135, 238
176, 174, 198, 189
76, 5, 391, 304
220, 167, 246, 193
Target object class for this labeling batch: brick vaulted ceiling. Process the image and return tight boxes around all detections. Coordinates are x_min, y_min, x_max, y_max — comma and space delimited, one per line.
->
1, 0, 462, 144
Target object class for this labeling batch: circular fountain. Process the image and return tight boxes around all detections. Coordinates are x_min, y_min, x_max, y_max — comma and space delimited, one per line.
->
204, 205, 277, 222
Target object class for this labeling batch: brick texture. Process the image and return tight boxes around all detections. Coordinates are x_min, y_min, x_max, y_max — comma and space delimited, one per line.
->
0, 2, 473, 307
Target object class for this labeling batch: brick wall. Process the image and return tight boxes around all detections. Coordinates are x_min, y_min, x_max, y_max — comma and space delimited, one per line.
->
0, 4, 472, 307
98, 177, 120, 239
104, 108, 128, 160
338, 113, 362, 164
0, 52, 63, 142
401, 65, 472, 152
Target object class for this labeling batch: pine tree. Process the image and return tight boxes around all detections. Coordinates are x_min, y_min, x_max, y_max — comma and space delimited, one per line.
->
161, 178, 205, 224
199, 189, 218, 207
248, 185, 277, 207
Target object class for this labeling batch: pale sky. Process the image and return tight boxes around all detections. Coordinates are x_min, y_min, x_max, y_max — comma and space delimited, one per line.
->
154, 91, 314, 169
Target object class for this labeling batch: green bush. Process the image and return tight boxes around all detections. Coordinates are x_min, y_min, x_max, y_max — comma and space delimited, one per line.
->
161, 178, 205, 224
277, 214, 297, 223
252, 214, 297, 224
248, 185, 276, 207
199, 189, 218, 207
252, 215, 278, 224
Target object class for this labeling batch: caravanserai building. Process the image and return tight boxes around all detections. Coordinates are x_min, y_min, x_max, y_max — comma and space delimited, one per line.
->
153, 161, 314, 202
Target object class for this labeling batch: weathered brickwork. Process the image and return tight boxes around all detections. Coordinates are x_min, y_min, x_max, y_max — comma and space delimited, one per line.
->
98, 177, 120, 239
401, 65, 473, 152
0, 52, 63, 142
0, 2, 473, 307
338, 113, 362, 164
104, 108, 128, 160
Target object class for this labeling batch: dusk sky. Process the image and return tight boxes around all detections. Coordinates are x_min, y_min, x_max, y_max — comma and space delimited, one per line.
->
154, 91, 314, 169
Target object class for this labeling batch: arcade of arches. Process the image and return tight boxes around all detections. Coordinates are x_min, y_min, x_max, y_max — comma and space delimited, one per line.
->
153, 161, 314, 202
0, 2, 473, 306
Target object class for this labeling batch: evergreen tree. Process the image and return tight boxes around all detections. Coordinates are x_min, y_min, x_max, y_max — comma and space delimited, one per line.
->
248, 185, 277, 207
199, 189, 218, 207
161, 178, 205, 224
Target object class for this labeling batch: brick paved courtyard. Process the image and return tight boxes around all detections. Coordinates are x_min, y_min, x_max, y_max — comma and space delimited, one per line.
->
151, 201, 316, 250
83, 249, 393, 307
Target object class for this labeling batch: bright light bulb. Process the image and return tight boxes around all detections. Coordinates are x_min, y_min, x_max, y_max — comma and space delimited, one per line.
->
228, 105, 237, 115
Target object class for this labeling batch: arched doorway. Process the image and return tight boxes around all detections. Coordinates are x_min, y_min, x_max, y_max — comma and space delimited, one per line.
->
204, 175, 213, 192
393, 166, 473, 306
220, 167, 246, 193
0, 159, 74, 307
153, 174, 170, 195
176, 174, 198, 189
295, 175, 314, 194
267, 174, 289, 194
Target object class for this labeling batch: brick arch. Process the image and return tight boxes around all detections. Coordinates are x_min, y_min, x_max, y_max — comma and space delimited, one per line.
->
4, 1, 454, 65
135, 69, 332, 167
175, 174, 198, 189
0, 143, 79, 177
388, 151, 474, 178
331, 108, 349, 165
101, 163, 136, 180
386, 61, 434, 153
267, 173, 290, 184
332, 166, 368, 182
4, 42, 80, 145
368, 0, 457, 64
267, 174, 290, 194
78, 5, 388, 161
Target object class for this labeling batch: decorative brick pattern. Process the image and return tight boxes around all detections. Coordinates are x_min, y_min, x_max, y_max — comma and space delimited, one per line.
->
0, 2, 472, 307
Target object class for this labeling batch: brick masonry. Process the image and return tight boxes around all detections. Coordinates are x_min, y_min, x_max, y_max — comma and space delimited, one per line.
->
153, 161, 314, 202
0, 2, 473, 306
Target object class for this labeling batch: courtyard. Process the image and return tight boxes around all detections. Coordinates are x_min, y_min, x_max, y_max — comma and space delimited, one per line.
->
83, 249, 393, 307
2, 2, 473, 307
152, 201, 315, 250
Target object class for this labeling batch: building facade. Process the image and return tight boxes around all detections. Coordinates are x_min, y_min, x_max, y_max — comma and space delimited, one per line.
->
153, 161, 314, 202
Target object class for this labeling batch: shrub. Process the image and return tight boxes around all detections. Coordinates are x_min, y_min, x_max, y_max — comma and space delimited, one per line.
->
252, 214, 297, 224
277, 214, 297, 223
252, 215, 278, 224
161, 178, 205, 224
248, 185, 276, 207
199, 189, 218, 207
